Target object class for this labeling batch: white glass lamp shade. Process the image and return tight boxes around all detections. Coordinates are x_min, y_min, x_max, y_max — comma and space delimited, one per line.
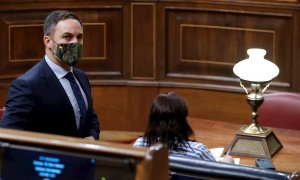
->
233, 48, 279, 82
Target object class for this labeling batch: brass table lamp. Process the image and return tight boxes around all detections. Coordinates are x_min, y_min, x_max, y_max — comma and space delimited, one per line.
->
227, 48, 282, 159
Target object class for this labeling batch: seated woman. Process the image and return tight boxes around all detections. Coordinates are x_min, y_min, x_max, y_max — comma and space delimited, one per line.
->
133, 92, 233, 163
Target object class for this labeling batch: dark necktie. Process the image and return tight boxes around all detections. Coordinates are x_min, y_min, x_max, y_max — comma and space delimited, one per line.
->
65, 72, 87, 124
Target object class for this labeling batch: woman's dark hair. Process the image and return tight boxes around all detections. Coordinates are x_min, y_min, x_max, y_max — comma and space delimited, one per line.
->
143, 92, 194, 151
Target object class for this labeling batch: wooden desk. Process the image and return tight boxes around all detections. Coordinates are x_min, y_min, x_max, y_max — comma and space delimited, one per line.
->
100, 130, 143, 144
101, 118, 300, 173
188, 118, 300, 173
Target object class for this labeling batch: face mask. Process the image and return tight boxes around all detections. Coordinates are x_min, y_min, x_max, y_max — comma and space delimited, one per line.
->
51, 41, 83, 66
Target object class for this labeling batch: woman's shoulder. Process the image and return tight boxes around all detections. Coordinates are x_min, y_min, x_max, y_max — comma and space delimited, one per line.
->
185, 141, 212, 154
186, 140, 206, 148
170, 140, 216, 161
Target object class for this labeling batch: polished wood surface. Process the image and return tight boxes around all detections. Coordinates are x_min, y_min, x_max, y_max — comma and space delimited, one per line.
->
100, 118, 300, 173
100, 130, 143, 144
188, 118, 300, 173
0, 127, 145, 157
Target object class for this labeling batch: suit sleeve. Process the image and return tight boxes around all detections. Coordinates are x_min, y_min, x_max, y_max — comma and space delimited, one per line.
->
0, 78, 35, 130
86, 102, 100, 140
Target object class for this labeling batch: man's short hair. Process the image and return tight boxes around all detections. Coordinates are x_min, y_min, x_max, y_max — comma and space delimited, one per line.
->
43, 10, 82, 36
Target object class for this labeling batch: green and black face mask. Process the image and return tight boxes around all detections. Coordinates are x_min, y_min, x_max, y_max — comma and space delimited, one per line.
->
53, 42, 83, 66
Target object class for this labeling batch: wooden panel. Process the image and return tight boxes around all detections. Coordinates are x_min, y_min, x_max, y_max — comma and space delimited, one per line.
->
159, 87, 251, 125
0, 84, 276, 132
127, 86, 158, 130
92, 85, 253, 131
0, 0, 33, 2
83, 23, 106, 60
131, 3, 156, 79
180, 25, 273, 66
161, 5, 293, 90
77, 8, 124, 80
91, 86, 157, 131
0, 11, 47, 79
0, 87, 8, 106
9, 25, 44, 62
92, 86, 128, 131
0, 7, 125, 82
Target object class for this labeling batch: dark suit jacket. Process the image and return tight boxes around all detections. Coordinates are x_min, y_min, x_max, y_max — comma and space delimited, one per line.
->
0, 58, 100, 139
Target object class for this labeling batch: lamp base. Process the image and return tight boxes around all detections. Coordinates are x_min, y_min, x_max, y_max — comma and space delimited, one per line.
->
226, 127, 282, 159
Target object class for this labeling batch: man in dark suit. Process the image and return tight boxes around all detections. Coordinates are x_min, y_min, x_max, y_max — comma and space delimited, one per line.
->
0, 10, 100, 140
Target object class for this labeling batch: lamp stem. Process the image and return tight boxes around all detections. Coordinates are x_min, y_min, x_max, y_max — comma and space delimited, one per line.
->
240, 84, 270, 134
248, 97, 263, 127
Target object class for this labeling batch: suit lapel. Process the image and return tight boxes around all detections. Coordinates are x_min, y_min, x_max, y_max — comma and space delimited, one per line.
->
39, 59, 71, 102
39, 58, 77, 129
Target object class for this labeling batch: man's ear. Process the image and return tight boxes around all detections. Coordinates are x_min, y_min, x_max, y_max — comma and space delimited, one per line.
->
43, 36, 51, 49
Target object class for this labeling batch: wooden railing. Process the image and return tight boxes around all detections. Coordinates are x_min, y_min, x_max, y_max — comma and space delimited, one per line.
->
0, 128, 169, 180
